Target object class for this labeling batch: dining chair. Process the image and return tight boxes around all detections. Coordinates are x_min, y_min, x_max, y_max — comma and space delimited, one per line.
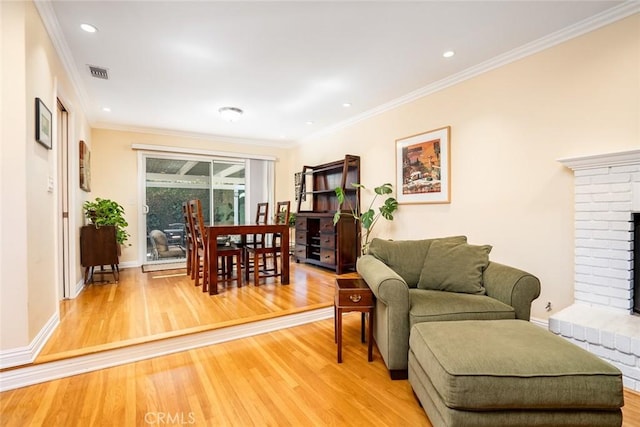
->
188, 199, 243, 294
244, 201, 290, 285
241, 202, 269, 274
182, 202, 194, 277
188, 199, 209, 289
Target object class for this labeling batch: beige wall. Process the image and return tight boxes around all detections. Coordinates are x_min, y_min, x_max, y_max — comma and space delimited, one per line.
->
1, 2, 636, 358
1, 1, 91, 352
292, 15, 639, 321
90, 128, 292, 263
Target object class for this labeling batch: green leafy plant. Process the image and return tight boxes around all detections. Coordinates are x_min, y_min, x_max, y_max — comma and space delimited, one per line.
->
333, 183, 399, 254
288, 212, 297, 228
83, 198, 131, 246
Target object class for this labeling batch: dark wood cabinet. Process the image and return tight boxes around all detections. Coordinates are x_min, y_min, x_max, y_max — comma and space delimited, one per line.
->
295, 155, 360, 274
80, 225, 119, 283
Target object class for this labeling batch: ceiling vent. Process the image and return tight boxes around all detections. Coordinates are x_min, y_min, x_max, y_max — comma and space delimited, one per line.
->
88, 65, 109, 80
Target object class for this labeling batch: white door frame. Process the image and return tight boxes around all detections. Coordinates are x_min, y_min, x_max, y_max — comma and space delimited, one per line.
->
56, 98, 71, 299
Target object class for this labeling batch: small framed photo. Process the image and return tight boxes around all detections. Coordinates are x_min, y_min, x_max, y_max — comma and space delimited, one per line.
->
395, 126, 451, 204
79, 140, 91, 192
35, 98, 52, 149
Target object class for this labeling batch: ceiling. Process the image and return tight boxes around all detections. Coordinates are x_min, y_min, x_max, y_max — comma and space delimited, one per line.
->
41, 1, 628, 146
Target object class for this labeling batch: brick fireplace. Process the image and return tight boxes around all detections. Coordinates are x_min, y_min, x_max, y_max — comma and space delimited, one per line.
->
550, 149, 640, 391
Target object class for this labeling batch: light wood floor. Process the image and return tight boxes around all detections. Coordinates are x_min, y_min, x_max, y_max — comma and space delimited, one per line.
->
37, 262, 342, 362
3, 263, 638, 426
2, 316, 640, 426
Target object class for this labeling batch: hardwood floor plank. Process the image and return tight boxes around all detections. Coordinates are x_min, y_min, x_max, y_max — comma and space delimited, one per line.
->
37, 262, 337, 361
3, 264, 638, 425
2, 315, 639, 426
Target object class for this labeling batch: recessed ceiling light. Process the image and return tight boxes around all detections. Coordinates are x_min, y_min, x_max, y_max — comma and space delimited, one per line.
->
342, 103, 352, 108
80, 23, 98, 33
218, 106, 243, 122
443, 50, 455, 58
305, 121, 314, 125
102, 107, 111, 112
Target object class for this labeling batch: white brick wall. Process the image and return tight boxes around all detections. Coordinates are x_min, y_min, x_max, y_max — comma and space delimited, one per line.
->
552, 150, 640, 392
573, 162, 638, 312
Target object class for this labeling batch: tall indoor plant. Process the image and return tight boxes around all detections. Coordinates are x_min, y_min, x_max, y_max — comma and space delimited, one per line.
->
333, 182, 398, 254
83, 197, 131, 246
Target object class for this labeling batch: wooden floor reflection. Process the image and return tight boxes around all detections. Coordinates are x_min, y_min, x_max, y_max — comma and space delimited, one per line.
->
37, 261, 353, 363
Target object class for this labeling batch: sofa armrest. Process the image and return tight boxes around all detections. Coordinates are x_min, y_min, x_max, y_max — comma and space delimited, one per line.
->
357, 254, 410, 308
357, 255, 411, 373
483, 262, 541, 321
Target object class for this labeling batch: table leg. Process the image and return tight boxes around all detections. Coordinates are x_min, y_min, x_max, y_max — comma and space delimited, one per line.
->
361, 312, 366, 343
368, 310, 374, 362
337, 308, 343, 363
282, 226, 290, 284
334, 304, 337, 343
207, 229, 217, 295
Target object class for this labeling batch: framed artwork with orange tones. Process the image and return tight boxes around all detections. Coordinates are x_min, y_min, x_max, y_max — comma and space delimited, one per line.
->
79, 140, 91, 192
395, 126, 450, 204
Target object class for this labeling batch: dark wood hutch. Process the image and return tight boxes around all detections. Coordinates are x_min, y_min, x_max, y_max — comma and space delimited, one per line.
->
295, 155, 361, 274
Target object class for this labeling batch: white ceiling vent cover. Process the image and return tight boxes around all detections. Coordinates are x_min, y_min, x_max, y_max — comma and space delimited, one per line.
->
88, 65, 109, 80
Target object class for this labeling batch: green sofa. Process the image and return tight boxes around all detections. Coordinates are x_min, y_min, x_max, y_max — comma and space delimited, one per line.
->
356, 236, 541, 379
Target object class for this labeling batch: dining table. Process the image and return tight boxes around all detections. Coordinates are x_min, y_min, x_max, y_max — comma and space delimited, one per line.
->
206, 224, 290, 291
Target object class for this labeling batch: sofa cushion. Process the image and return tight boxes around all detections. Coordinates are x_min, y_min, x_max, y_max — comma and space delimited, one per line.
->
409, 289, 515, 327
409, 320, 624, 411
368, 236, 466, 287
417, 240, 491, 294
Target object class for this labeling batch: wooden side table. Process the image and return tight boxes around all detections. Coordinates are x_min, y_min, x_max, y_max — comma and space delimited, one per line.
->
334, 277, 374, 363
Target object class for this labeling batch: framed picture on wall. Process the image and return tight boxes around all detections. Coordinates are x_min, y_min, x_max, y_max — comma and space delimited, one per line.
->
79, 140, 91, 192
294, 171, 306, 202
395, 126, 451, 204
35, 98, 52, 149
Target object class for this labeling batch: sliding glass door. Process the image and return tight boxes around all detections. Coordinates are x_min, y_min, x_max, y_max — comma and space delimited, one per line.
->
143, 154, 246, 264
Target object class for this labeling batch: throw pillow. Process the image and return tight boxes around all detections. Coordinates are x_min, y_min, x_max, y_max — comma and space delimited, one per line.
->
368, 236, 467, 287
417, 240, 492, 294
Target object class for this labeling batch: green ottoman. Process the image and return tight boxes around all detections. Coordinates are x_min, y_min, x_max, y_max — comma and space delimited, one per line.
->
408, 320, 624, 427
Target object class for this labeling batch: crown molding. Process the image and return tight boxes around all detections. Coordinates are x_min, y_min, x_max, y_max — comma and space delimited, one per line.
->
33, 0, 94, 122
300, 1, 640, 144
35, 0, 639, 146
93, 122, 296, 149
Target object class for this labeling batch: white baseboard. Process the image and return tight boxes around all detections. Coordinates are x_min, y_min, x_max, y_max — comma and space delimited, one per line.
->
530, 316, 549, 329
0, 307, 333, 392
71, 278, 85, 298
0, 312, 59, 370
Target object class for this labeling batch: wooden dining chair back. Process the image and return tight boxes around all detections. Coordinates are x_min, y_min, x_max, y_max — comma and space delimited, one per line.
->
191, 199, 244, 294
245, 201, 290, 285
252, 202, 269, 245
188, 199, 209, 290
182, 202, 195, 277
242, 202, 269, 274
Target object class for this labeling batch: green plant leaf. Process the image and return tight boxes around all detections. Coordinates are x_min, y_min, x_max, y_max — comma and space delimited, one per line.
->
333, 211, 341, 225
374, 183, 393, 195
361, 209, 375, 229
335, 187, 345, 204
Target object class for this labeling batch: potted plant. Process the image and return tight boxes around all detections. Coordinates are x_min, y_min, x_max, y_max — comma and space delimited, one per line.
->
333, 183, 399, 254
83, 197, 131, 246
